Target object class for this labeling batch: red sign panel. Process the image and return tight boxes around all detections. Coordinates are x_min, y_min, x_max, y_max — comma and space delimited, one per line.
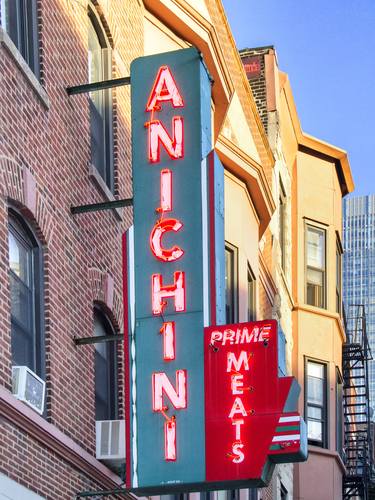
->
204, 320, 306, 483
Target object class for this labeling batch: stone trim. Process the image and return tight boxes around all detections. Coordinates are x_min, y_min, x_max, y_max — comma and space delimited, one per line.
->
0, 157, 54, 244
89, 267, 123, 329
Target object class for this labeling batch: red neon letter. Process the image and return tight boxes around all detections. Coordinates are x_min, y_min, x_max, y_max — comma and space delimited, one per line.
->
232, 442, 245, 464
159, 169, 172, 212
165, 419, 177, 461
146, 66, 184, 111
152, 271, 185, 315
152, 370, 187, 411
227, 351, 250, 373
228, 397, 248, 419
160, 322, 175, 361
150, 219, 184, 262
146, 117, 184, 163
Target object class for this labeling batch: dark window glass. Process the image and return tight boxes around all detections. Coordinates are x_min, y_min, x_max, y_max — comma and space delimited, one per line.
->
8, 212, 43, 376
306, 360, 327, 447
94, 308, 117, 420
336, 368, 344, 457
225, 244, 238, 324
248, 489, 258, 500
279, 179, 286, 271
247, 264, 256, 321
227, 491, 239, 500
2, 0, 39, 77
336, 239, 342, 315
88, 13, 114, 191
306, 225, 326, 308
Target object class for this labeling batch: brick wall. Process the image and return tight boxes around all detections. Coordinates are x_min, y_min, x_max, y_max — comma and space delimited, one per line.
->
0, 0, 143, 497
240, 47, 274, 134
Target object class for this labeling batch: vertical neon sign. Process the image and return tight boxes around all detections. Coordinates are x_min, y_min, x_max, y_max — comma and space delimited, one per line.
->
146, 65, 187, 460
129, 47, 214, 489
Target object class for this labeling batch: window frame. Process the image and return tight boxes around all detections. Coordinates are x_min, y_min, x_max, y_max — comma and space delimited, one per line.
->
8, 208, 45, 379
304, 357, 328, 448
336, 232, 343, 316
279, 177, 287, 272
305, 222, 327, 309
88, 7, 114, 192
247, 263, 256, 322
225, 242, 238, 324
1, 0, 40, 78
94, 306, 118, 421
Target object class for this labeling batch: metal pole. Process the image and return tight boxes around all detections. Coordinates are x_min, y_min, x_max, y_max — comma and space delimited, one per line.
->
70, 198, 133, 215
67, 76, 131, 95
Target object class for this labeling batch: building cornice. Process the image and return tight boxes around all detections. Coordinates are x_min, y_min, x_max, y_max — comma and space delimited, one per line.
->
143, 0, 233, 135
279, 73, 354, 196
293, 304, 346, 343
216, 134, 276, 237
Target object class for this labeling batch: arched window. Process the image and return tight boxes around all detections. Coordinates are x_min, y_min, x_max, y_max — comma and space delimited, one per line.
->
1, 0, 40, 77
8, 210, 44, 377
94, 307, 118, 420
88, 9, 114, 192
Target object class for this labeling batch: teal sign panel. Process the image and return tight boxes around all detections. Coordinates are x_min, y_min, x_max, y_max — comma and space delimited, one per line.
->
126, 47, 214, 491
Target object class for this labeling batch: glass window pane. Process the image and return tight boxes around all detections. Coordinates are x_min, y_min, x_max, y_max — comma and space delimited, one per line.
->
307, 227, 325, 269
307, 419, 323, 442
10, 272, 33, 328
308, 362, 324, 378
307, 406, 322, 419
9, 231, 30, 283
11, 323, 33, 367
307, 268, 323, 286
307, 376, 324, 405
225, 248, 233, 323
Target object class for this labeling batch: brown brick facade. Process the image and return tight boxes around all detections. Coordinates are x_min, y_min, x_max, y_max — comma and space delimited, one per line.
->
0, 0, 143, 497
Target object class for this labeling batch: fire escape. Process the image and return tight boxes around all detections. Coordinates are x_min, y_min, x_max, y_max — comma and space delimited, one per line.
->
343, 305, 373, 499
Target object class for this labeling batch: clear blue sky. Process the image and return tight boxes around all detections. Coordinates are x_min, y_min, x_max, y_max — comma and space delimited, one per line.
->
222, 0, 375, 197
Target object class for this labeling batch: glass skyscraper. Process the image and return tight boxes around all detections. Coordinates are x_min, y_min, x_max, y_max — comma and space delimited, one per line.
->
343, 195, 375, 408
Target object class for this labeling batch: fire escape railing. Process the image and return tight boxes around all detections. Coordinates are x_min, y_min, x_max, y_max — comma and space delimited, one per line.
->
342, 304, 373, 500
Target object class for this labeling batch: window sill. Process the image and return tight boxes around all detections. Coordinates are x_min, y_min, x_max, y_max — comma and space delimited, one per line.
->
0, 27, 50, 109
308, 445, 347, 474
88, 165, 122, 221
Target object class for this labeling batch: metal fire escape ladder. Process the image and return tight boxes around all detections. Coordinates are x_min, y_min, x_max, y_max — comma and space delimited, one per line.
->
343, 305, 373, 500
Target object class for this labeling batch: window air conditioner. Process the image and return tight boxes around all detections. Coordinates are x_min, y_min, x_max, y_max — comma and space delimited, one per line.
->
12, 366, 46, 415
96, 419, 125, 466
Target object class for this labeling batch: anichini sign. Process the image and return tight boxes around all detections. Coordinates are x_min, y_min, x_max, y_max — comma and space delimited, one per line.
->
123, 47, 307, 495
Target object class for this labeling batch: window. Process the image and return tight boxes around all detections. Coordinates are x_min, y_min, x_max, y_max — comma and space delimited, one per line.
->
88, 10, 114, 191
248, 489, 258, 500
8, 211, 44, 377
247, 264, 256, 321
306, 224, 326, 308
1, 0, 40, 77
279, 179, 287, 271
225, 244, 238, 324
306, 360, 327, 447
94, 308, 118, 420
336, 235, 342, 315
336, 368, 344, 457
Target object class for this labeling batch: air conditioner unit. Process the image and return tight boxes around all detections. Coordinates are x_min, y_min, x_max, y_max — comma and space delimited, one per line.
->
12, 366, 46, 415
96, 419, 125, 466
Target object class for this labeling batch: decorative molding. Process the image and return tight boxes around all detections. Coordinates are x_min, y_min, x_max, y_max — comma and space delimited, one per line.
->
89, 267, 123, 328
293, 304, 346, 343
0, 157, 54, 245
